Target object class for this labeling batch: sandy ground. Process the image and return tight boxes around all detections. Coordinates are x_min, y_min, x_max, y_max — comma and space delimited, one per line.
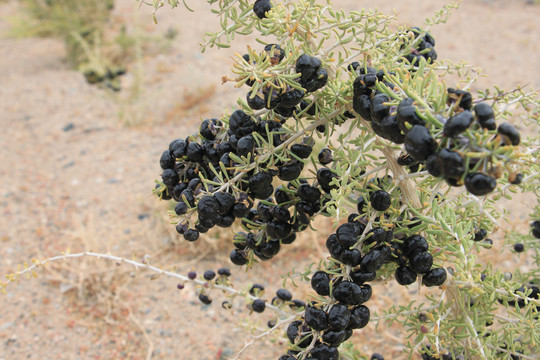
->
0, 0, 539, 359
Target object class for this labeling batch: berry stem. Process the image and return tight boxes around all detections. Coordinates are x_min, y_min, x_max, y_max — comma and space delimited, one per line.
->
6, 251, 294, 317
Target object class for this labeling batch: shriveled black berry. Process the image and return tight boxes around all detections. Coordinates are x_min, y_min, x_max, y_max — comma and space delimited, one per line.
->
250, 283, 265, 296
185, 142, 204, 162
276, 288, 292, 301
311, 271, 331, 296
395, 266, 417, 285
347, 305, 370, 329
160, 150, 175, 170
253, 0, 271, 19
438, 149, 465, 178
183, 229, 199, 242
278, 162, 303, 181
286, 320, 303, 343
213, 192, 234, 215
271, 205, 291, 222
403, 235, 429, 257
447, 88, 472, 110
353, 94, 372, 120
333, 281, 371, 305
266, 220, 292, 239
318, 148, 333, 165
162, 168, 179, 187
353, 74, 373, 97
203, 270, 216, 281
257, 239, 281, 259
444, 110, 474, 137
317, 168, 339, 192
290, 144, 312, 159
237, 135, 255, 157
360, 249, 385, 273
497, 122, 520, 146
175, 221, 188, 234
397, 102, 426, 133
274, 186, 292, 205
218, 267, 231, 277
198, 195, 219, 218
464, 172, 497, 196
249, 171, 273, 193
377, 114, 405, 144
251, 299, 266, 313
364, 227, 386, 245
170, 138, 187, 158
199, 118, 221, 140
296, 54, 322, 83
410, 251, 433, 274
474, 229, 488, 241
297, 184, 321, 203
335, 247, 359, 265
246, 91, 265, 110
299, 99, 317, 116
474, 102, 496, 130
198, 293, 212, 305
422, 267, 447, 287
356, 196, 367, 214
322, 329, 347, 347
370, 94, 390, 123
327, 303, 351, 331
282, 232, 297, 245
326, 234, 344, 259
397, 99, 425, 132
513, 243, 524, 253
336, 223, 359, 248
305, 305, 328, 331
426, 153, 443, 177
405, 125, 437, 161
309, 344, 339, 360
370, 190, 391, 211
229, 110, 257, 136
264, 44, 285, 64
350, 270, 376, 285
232, 202, 249, 218
229, 249, 247, 265
304, 67, 328, 92
257, 202, 273, 222
174, 201, 188, 215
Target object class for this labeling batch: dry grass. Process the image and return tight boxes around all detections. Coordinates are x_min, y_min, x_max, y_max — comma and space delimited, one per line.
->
165, 84, 217, 123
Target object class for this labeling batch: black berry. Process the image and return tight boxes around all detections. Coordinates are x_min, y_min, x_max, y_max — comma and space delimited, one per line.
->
251, 299, 266, 313
370, 190, 391, 211
422, 267, 447, 287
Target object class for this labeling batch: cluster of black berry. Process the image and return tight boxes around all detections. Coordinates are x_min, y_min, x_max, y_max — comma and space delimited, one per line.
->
276, 198, 446, 359
401, 27, 437, 65
497, 283, 539, 311
157, 46, 335, 260
230, 169, 338, 265
243, 45, 327, 119
351, 58, 521, 196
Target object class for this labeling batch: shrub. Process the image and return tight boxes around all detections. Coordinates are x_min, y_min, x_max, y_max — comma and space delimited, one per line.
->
5, 0, 540, 359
